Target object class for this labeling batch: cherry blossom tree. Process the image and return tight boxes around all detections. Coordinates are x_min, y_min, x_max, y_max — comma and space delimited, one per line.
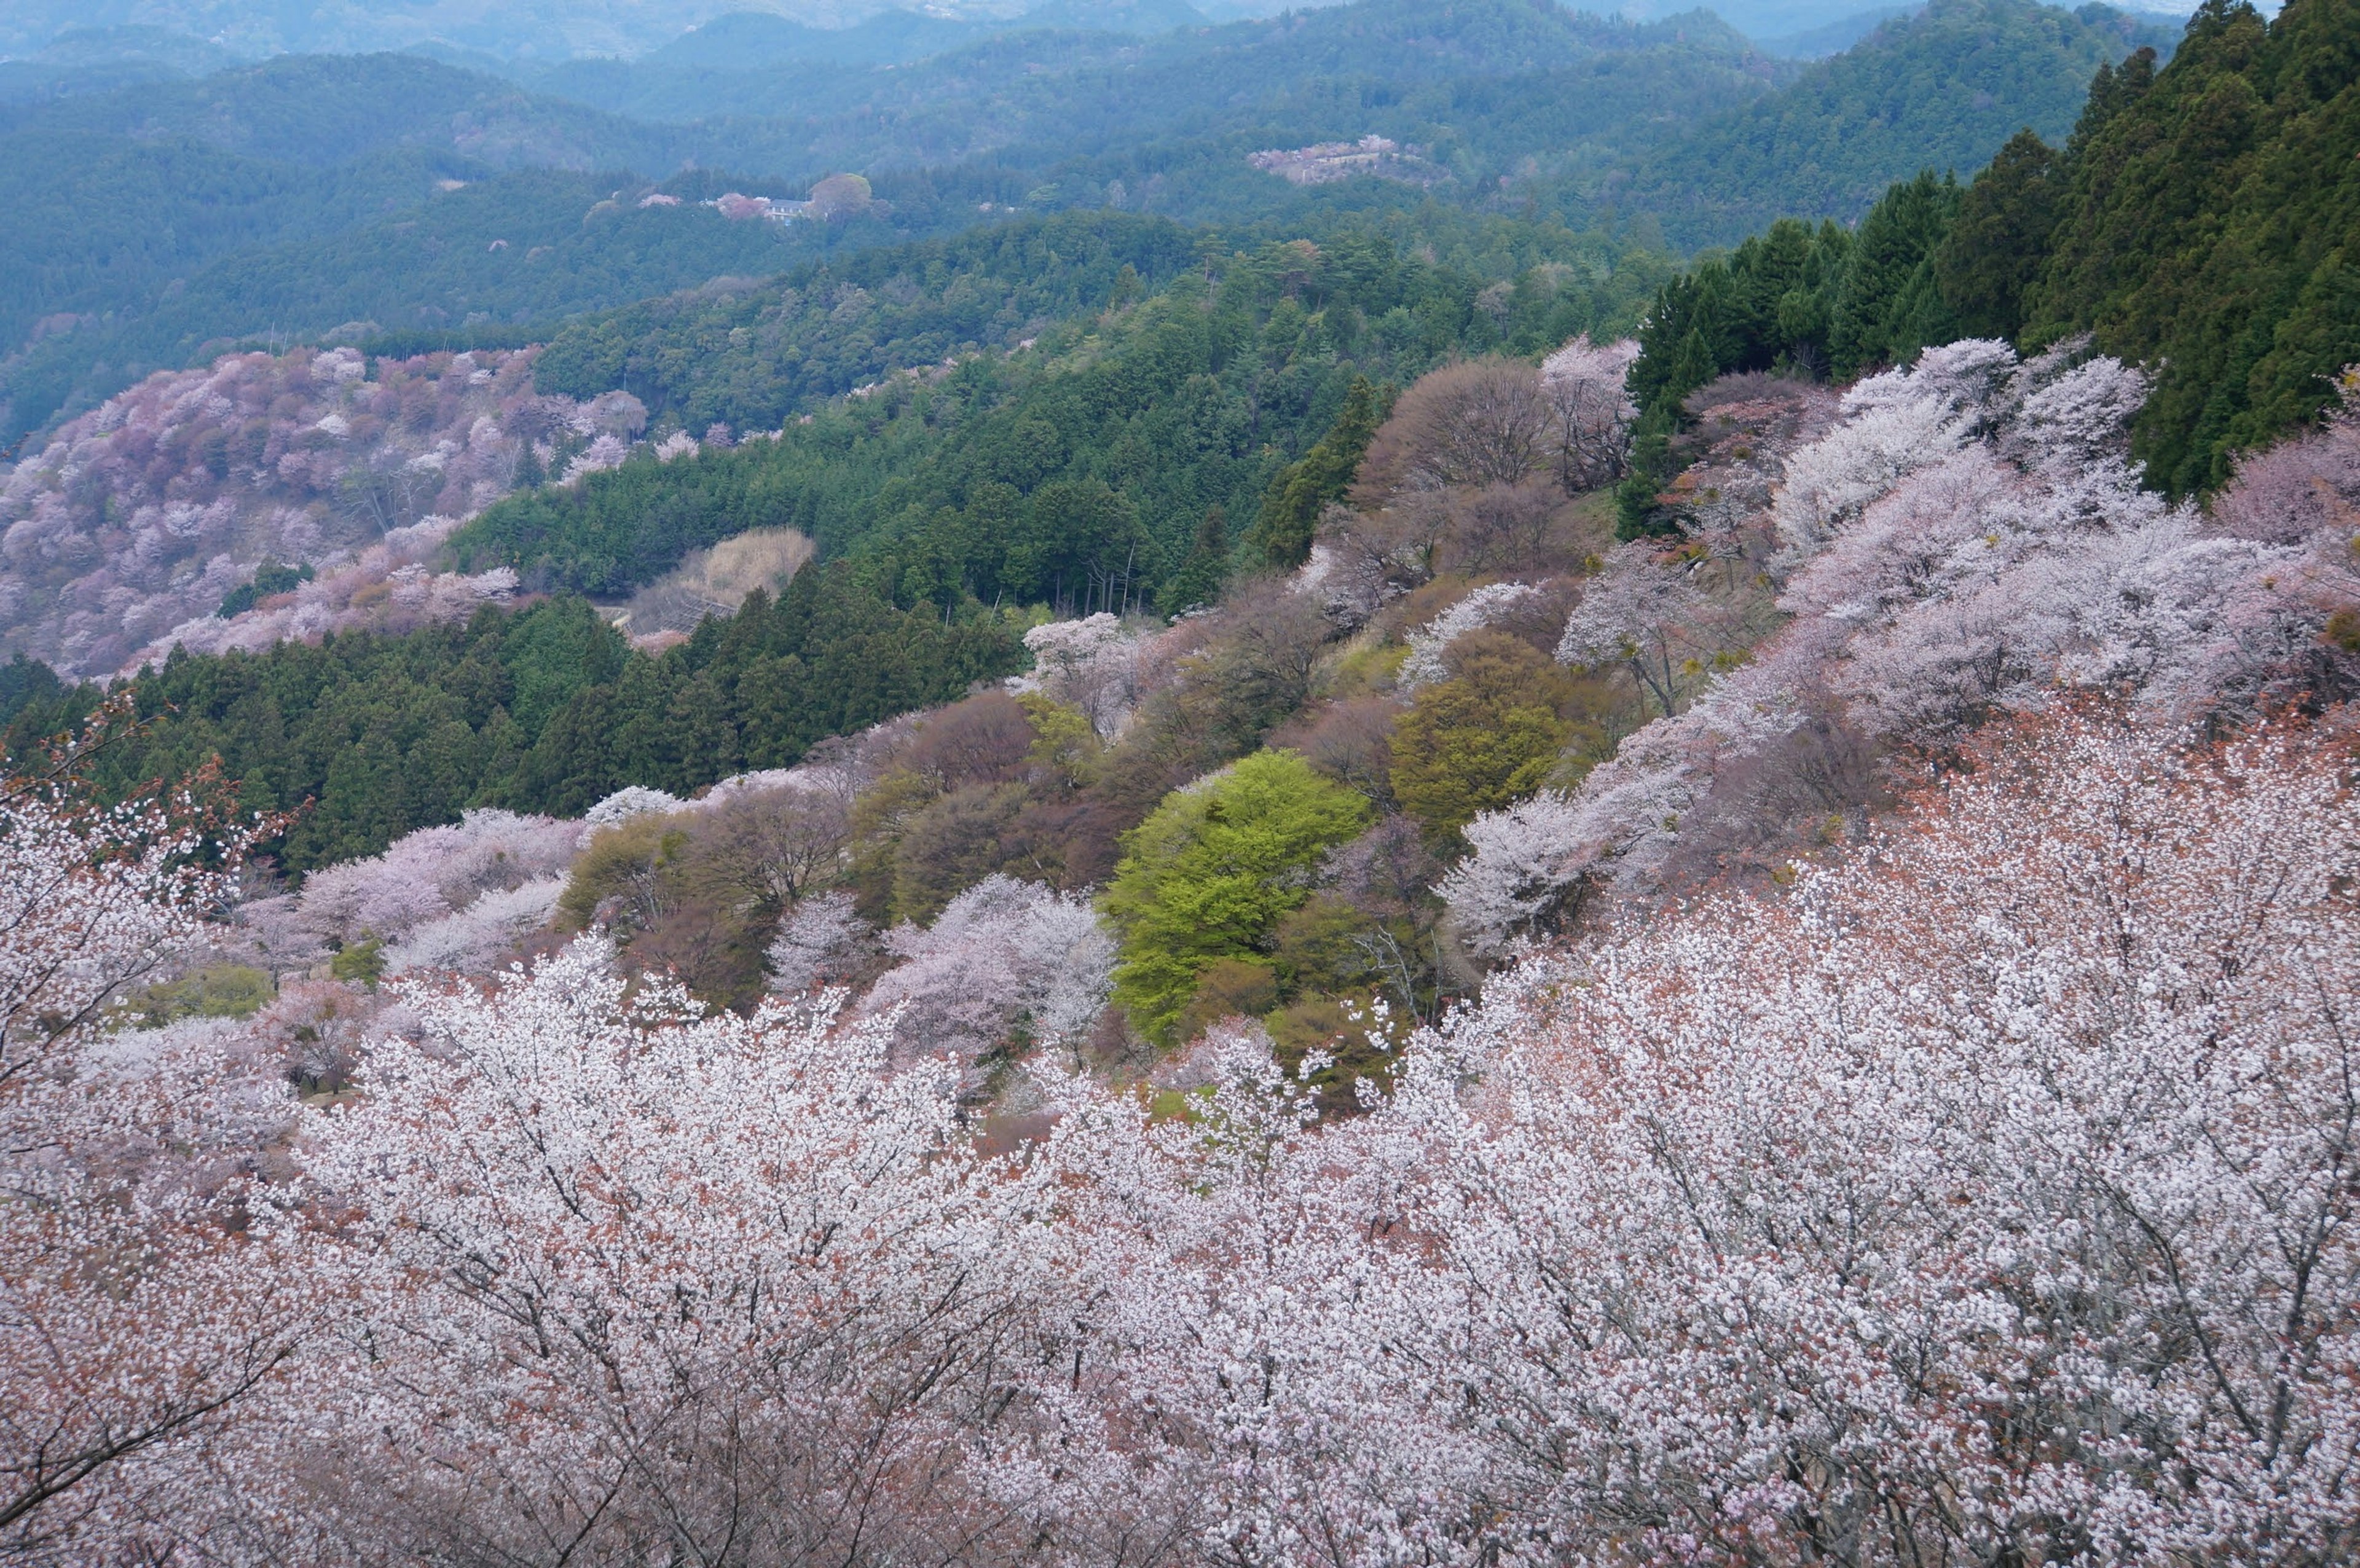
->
766, 889, 879, 994
242, 807, 578, 969
0, 346, 620, 680
860, 874, 1115, 1085
1554, 541, 1732, 716
1016, 613, 1152, 740
1391, 712, 2360, 1566
1539, 333, 1640, 492
995, 710, 2360, 1566
1453, 340, 2360, 936
1399, 582, 1543, 688
297, 939, 1050, 1564
0, 730, 313, 1558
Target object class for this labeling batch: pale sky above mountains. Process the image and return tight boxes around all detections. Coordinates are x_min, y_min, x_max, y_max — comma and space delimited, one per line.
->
3, 0, 2203, 64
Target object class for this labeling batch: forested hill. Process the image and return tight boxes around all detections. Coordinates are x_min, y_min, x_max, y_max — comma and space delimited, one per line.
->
0, 219, 1651, 870
530, 0, 1766, 130
1, 0, 2181, 450
529, 214, 1211, 428
0, 162, 849, 452
458, 222, 1651, 597
1618, 0, 2180, 245
1611, 0, 2356, 520
2022, 0, 2360, 492
0, 53, 680, 171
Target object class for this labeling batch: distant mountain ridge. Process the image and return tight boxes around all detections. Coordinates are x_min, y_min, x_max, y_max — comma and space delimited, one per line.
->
0, 52, 678, 170
1617, 0, 2179, 245
0, 0, 2192, 452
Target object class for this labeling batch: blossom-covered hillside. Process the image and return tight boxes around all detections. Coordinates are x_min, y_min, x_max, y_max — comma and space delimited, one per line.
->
0, 345, 645, 678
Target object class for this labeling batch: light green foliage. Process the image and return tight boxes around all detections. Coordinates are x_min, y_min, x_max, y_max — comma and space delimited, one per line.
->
1103, 750, 1371, 1045
329, 938, 386, 989
559, 813, 690, 933
1173, 957, 1283, 1046
1017, 693, 1103, 787
1388, 629, 1584, 839
114, 965, 275, 1028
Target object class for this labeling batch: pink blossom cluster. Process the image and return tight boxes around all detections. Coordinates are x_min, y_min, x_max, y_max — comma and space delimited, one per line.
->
237, 807, 581, 974
857, 873, 1116, 1088
1011, 611, 1155, 739
128, 515, 524, 671
24, 707, 2357, 1563
1446, 344, 2360, 948
0, 345, 639, 679
0, 758, 317, 1555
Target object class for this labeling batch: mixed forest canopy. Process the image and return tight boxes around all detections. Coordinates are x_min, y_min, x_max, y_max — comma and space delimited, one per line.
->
0, 0, 2171, 448
8, 1, 2360, 1558
1615, 0, 2359, 526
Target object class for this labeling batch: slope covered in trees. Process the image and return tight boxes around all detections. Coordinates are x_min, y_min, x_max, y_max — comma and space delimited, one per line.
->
6, 6, 2360, 1558
454, 224, 1655, 597
1613, 0, 2359, 519
530, 213, 1210, 428
2021, 0, 2360, 491
532, 0, 1767, 132
1, 0, 2181, 453
2, 575, 1020, 874
4, 457, 2358, 1564
0, 165, 822, 450
1616, 0, 2176, 245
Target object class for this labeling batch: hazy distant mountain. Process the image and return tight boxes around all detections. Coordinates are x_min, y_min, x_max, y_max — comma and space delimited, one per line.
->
1753, 4, 1919, 57
1616, 0, 2179, 244
639, 1, 1210, 73
0, 24, 250, 101
0, 0, 1234, 65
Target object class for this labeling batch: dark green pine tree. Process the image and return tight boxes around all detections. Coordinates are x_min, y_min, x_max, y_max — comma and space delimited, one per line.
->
1253, 377, 1382, 569
733, 653, 807, 769
1934, 129, 2065, 342
1159, 504, 1230, 616
667, 670, 742, 790
1829, 170, 1962, 377
511, 688, 621, 818
1616, 327, 1720, 539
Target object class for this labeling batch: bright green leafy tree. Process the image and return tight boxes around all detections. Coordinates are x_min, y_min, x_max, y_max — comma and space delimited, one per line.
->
1103, 749, 1371, 1045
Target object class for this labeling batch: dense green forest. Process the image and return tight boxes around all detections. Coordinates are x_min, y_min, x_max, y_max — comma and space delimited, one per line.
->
0, 573, 1020, 872
1611, 0, 2177, 245
460, 221, 1658, 596
0, 135, 470, 372
1, 0, 2169, 450
2023, 0, 2360, 492
531, 213, 1211, 428
1615, 0, 2358, 525
0, 163, 926, 450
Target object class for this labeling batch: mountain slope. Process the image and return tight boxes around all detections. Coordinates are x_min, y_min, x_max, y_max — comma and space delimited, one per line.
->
530, 213, 1209, 429
1618, 0, 2176, 245
0, 52, 682, 171
532, 0, 1771, 144
2023, 0, 2360, 491
0, 167, 843, 449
